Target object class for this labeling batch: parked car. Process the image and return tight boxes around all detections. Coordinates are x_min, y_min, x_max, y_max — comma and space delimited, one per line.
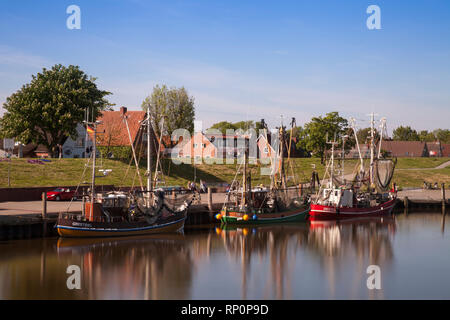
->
46, 188, 77, 201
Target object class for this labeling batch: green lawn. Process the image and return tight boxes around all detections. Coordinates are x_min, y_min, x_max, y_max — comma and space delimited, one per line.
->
0, 157, 448, 189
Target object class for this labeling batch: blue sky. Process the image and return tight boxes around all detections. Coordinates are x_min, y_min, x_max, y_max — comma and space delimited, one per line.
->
0, 0, 449, 133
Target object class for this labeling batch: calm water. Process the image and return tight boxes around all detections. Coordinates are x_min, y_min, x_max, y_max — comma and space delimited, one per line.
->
1, 213, 449, 299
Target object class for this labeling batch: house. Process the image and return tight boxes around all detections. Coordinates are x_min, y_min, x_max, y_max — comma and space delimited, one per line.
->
380, 141, 428, 157
426, 142, 443, 157
61, 123, 94, 158
256, 133, 304, 159
441, 144, 450, 157
176, 132, 218, 160
91, 107, 161, 158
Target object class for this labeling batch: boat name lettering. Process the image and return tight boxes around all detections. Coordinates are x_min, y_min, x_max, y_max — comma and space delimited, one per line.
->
72, 222, 92, 227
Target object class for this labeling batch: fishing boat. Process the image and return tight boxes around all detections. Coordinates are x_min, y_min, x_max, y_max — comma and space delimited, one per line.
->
56, 107, 195, 237
218, 118, 309, 225
309, 114, 397, 221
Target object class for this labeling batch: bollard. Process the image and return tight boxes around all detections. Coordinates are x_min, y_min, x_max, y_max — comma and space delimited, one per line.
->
207, 187, 213, 213
42, 192, 47, 219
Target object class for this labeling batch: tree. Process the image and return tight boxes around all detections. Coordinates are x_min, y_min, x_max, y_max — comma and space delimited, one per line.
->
434, 129, 450, 144
418, 130, 436, 142
141, 85, 195, 148
356, 127, 380, 144
296, 112, 352, 163
0, 64, 112, 157
392, 126, 419, 141
209, 120, 263, 134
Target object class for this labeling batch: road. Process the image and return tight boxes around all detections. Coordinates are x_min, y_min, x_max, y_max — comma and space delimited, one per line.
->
0, 192, 229, 216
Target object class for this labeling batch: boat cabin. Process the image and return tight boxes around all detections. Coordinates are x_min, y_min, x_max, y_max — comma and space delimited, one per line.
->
322, 188, 354, 208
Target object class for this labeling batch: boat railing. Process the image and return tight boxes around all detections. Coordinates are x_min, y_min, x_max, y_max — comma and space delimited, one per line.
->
59, 212, 126, 223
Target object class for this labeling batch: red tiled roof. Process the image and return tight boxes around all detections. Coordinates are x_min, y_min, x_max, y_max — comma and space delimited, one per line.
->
94, 111, 146, 147
380, 141, 427, 157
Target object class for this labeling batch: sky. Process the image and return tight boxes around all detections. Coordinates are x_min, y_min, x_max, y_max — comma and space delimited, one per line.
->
0, 0, 449, 134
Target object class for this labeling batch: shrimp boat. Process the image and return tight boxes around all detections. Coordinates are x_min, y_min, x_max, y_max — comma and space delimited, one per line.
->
56, 107, 195, 237
309, 114, 397, 221
218, 118, 309, 225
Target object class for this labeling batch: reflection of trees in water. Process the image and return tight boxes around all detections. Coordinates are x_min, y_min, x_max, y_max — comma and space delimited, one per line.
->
0, 235, 194, 299
217, 225, 309, 299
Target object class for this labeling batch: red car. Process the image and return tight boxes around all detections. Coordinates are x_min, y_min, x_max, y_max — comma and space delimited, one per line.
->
46, 188, 78, 201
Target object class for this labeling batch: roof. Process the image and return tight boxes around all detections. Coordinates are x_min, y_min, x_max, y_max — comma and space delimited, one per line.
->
94, 110, 146, 147
380, 140, 427, 157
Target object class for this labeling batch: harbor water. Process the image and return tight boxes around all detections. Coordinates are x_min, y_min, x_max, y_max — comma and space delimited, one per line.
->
0, 212, 449, 299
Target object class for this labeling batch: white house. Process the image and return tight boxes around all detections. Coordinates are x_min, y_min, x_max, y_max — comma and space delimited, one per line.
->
62, 123, 94, 158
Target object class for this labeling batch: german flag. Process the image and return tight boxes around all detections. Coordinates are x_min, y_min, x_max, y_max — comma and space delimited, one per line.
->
86, 125, 94, 134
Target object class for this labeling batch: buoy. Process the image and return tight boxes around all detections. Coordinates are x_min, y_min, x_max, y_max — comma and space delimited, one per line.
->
215, 227, 222, 235
215, 213, 222, 220
243, 214, 249, 221
242, 228, 249, 236
252, 214, 258, 220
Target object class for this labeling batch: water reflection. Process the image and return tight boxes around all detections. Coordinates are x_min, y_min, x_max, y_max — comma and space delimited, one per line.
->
216, 224, 309, 299
1, 213, 449, 299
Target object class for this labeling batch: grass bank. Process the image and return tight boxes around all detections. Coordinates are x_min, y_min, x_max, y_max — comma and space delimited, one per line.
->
0, 157, 448, 189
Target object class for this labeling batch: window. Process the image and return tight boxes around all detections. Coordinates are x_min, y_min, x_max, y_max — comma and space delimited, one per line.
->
263, 147, 269, 154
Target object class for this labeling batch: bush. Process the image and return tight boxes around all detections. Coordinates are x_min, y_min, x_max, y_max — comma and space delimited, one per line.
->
97, 146, 132, 160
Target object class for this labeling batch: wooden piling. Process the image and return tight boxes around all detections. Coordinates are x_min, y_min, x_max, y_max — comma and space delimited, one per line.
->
42, 192, 47, 219
404, 196, 409, 214
207, 187, 213, 212
442, 183, 446, 215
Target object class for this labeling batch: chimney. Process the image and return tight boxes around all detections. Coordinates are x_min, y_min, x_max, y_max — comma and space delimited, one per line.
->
120, 106, 127, 115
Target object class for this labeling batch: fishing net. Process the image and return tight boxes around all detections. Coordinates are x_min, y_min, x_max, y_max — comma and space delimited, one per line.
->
271, 187, 306, 211
374, 158, 396, 192
133, 191, 197, 216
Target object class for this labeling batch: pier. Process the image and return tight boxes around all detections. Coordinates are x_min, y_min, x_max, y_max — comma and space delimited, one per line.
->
1, 186, 448, 240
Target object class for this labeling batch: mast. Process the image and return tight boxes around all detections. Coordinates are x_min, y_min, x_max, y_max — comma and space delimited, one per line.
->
378, 117, 387, 159
326, 133, 338, 188
90, 120, 98, 217
369, 113, 376, 186
341, 134, 349, 183
242, 138, 248, 207
350, 117, 365, 176
147, 106, 152, 193
279, 125, 287, 190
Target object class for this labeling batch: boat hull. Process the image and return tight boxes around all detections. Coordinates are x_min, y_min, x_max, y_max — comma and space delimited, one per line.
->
56, 214, 186, 238
220, 206, 309, 225
309, 198, 397, 221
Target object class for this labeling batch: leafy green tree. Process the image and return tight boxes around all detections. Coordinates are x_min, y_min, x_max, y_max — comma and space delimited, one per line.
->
0, 64, 112, 157
433, 129, 450, 144
356, 127, 380, 144
296, 112, 352, 163
418, 130, 436, 142
392, 126, 419, 141
209, 121, 237, 134
209, 120, 263, 134
142, 85, 195, 147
